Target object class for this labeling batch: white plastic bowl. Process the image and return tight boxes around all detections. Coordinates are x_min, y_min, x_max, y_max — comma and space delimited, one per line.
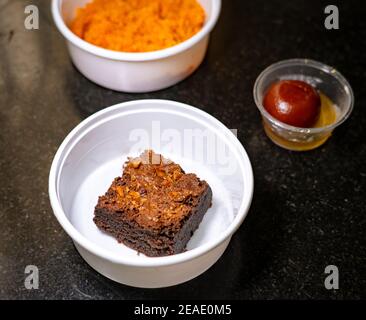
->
49, 100, 253, 288
51, 0, 221, 92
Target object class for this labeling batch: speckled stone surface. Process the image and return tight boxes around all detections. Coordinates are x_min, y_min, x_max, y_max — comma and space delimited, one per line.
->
0, 0, 365, 299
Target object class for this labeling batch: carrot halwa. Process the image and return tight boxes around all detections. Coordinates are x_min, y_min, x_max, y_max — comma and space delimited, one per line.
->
70, 0, 206, 53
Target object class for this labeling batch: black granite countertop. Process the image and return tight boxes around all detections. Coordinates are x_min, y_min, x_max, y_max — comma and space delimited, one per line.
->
0, 0, 365, 299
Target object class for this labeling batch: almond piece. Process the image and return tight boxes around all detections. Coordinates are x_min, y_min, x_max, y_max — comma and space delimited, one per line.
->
116, 186, 124, 197
130, 159, 142, 169
173, 170, 182, 181
129, 191, 140, 200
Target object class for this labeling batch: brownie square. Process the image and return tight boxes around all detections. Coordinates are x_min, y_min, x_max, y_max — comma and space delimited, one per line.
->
93, 150, 212, 257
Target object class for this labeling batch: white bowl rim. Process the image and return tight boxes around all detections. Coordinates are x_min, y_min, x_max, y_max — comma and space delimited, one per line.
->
51, 0, 222, 62
49, 99, 254, 267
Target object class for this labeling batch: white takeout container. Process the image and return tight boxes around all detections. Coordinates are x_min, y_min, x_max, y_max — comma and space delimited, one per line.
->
49, 100, 253, 288
51, 0, 221, 92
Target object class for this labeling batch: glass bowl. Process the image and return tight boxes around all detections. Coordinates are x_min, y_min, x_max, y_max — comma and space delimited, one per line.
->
253, 59, 354, 151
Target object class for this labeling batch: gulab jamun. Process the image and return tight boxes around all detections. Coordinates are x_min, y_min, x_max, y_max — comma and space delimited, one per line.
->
263, 80, 321, 128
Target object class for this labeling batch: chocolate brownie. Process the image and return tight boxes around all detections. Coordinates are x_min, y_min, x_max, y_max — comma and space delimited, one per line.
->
94, 150, 212, 257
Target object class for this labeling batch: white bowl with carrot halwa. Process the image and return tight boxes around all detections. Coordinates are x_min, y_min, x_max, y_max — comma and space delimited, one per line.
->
52, 0, 221, 92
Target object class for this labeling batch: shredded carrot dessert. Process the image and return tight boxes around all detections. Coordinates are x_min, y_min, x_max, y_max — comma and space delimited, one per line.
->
70, 0, 206, 53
